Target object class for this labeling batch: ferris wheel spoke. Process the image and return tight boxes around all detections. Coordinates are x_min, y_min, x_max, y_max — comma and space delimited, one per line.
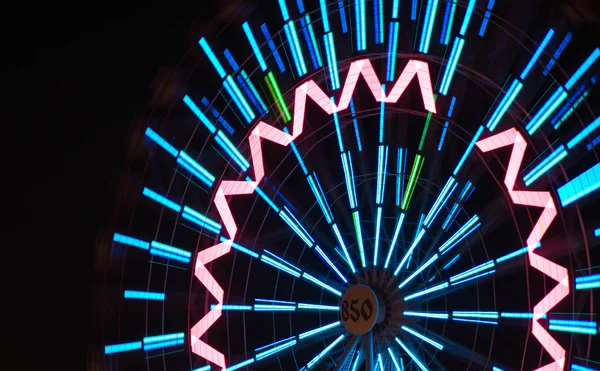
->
333, 334, 362, 371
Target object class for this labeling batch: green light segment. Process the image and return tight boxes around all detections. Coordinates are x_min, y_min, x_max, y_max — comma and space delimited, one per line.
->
352, 211, 366, 268
265, 71, 292, 122
401, 154, 424, 210
418, 94, 438, 151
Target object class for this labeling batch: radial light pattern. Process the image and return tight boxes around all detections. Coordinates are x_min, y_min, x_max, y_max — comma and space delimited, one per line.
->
103, 1, 599, 370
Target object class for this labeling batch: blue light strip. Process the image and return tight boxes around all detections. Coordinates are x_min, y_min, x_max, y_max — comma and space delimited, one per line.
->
113, 233, 150, 250
105, 341, 142, 354
588, 136, 600, 151
219, 237, 260, 258
405, 282, 449, 301
278, 0, 290, 21
394, 228, 426, 275
279, 207, 315, 246
319, 0, 331, 32
182, 206, 222, 233
440, 37, 465, 95
525, 87, 568, 135
183, 95, 217, 134
453, 317, 498, 325
338, 1, 349, 33
300, 15, 323, 70
145, 127, 179, 157
227, 358, 255, 371
254, 304, 296, 311
567, 117, 600, 149
398, 254, 439, 289
124, 290, 165, 300
324, 32, 341, 90
298, 321, 341, 340
548, 319, 598, 335
242, 22, 267, 71
438, 121, 449, 151
396, 147, 406, 206
143, 187, 181, 212
239, 70, 268, 114
199, 37, 226, 78
355, 0, 366, 51
411, 0, 418, 20
478, 0, 495, 37
315, 245, 348, 283
376, 145, 388, 203
419, 0, 439, 54
255, 336, 295, 352
575, 274, 600, 290
443, 0, 457, 45
260, 24, 286, 73
442, 254, 460, 270
350, 100, 363, 151
307, 174, 333, 223
438, 214, 480, 254
501, 312, 547, 319
565, 48, 600, 90
297, 303, 340, 311
523, 145, 568, 186
392, 0, 400, 18
453, 311, 498, 319
283, 21, 308, 77
439, 0, 452, 45
306, 335, 345, 369
459, 0, 476, 36
255, 339, 297, 361
341, 152, 358, 209
552, 83, 591, 130
454, 125, 485, 174
449, 260, 495, 282
260, 254, 302, 278
374, 0, 384, 44
332, 223, 357, 273
214, 130, 251, 171
151, 241, 192, 261
486, 80, 524, 132
450, 269, 495, 286
223, 49, 240, 72
520, 29, 555, 80
374, 207, 383, 266
495, 242, 540, 263
223, 76, 255, 123
200, 97, 235, 134
571, 364, 599, 371
302, 272, 343, 296
402, 325, 444, 350
395, 337, 430, 371
404, 311, 449, 319
387, 22, 400, 81
557, 163, 600, 206
177, 151, 215, 188
424, 177, 456, 227
543, 32, 572, 76
384, 213, 406, 269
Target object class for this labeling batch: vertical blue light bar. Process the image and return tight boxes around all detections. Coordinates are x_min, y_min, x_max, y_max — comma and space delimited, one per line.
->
355, 0, 366, 51
260, 24, 287, 73
338, 1, 349, 33
301, 15, 323, 69
419, 0, 439, 54
440, 37, 465, 95
324, 32, 341, 90
374, 0, 384, 44
350, 99, 363, 151
199, 37, 226, 78
438, 121, 449, 151
284, 21, 308, 77
319, 0, 331, 32
300, 17, 320, 70
459, 0, 476, 36
278, 0, 291, 21
439, 0, 452, 45
486, 79, 524, 132
543, 32, 572, 76
379, 84, 386, 142
411, 0, 418, 20
479, 0, 495, 37
443, 0, 457, 45
387, 22, 400, 82
392, 0, 400, 18
520, 29, 555, 80
557, 163, 600, 206
243, 22, 268, 72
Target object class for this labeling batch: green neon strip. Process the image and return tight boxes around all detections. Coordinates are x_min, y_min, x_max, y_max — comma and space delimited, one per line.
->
353, 211, 366, 268
418, 94, 437, 151
265, 71, 292, 122
402, 154, 424, 210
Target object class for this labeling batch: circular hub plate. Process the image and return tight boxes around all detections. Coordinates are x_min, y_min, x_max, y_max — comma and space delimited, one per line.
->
340, 284, 379, 335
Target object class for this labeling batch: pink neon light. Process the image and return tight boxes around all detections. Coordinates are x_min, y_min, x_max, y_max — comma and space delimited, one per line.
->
190, 58, 437, 370
476, 128, 568, 371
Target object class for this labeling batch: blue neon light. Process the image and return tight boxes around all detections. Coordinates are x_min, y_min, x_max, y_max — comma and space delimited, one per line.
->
568, 117, 600, 149
143, 187, 181, 212
105, 341, 142, 354
557, 163, 600, 206
544, 32, 572, 76
523, 145, 568, 186
479, 0, 495, 37
520, 29, 555, 80
113, 233, 150, 250
145, 127, 179, 157
260, 24, 286, 73
183, 95, 217, 134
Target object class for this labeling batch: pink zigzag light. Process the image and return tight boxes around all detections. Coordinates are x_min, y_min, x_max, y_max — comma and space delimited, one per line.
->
476, 128, 569, 371
190, 58, 436, 370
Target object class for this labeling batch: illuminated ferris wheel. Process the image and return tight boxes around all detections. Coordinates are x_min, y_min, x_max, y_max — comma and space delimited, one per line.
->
101, 0, 599, 370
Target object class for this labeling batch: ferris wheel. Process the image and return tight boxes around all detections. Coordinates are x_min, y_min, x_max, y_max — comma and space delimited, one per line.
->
101, 0, 599, 370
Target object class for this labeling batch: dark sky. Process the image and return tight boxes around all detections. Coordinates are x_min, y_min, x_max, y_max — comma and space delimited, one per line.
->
10, 2, 208, 369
